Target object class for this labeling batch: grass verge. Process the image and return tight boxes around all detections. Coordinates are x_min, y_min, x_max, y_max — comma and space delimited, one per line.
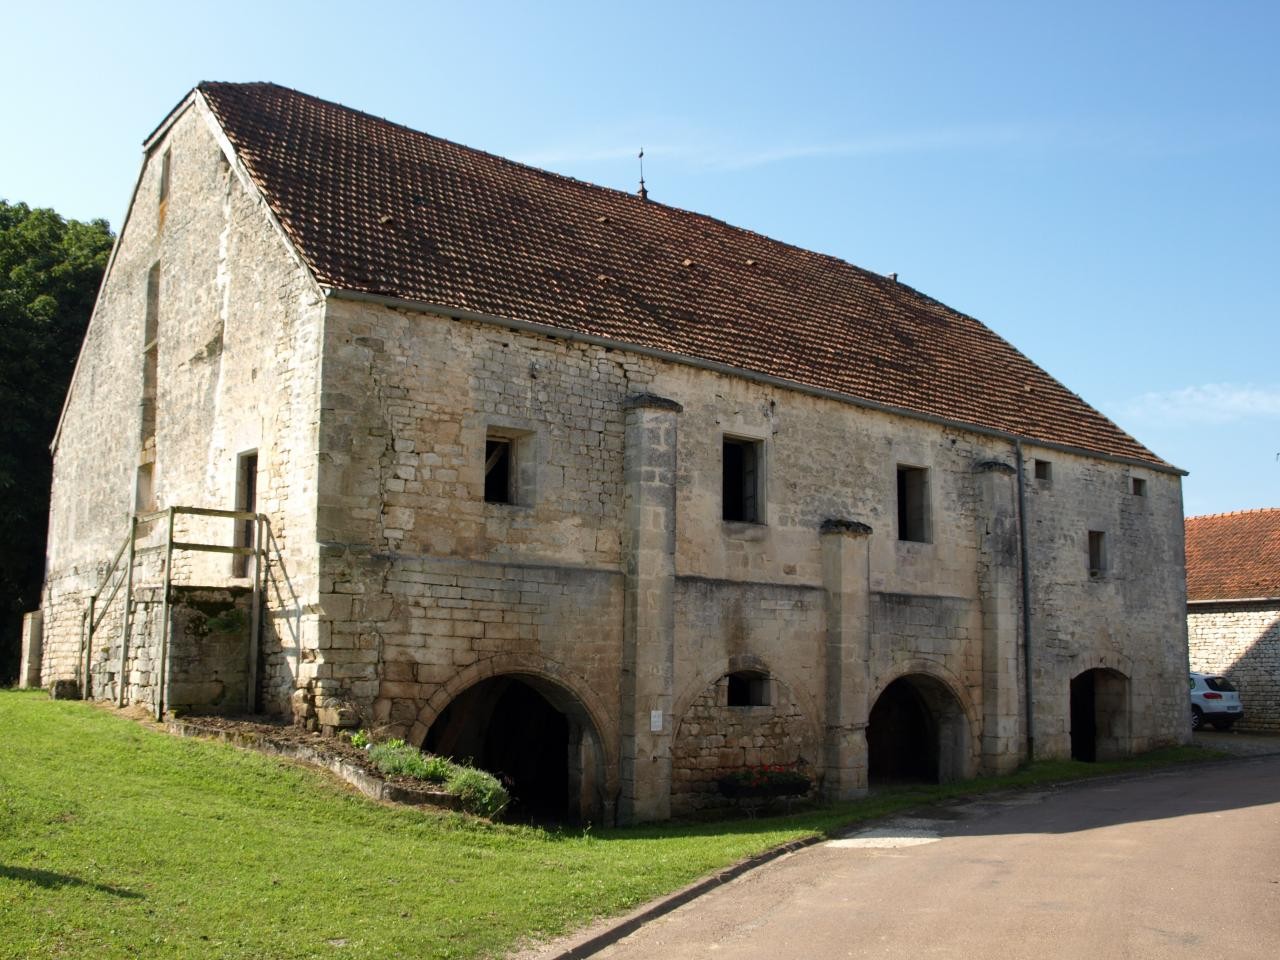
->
0, 690, 1219, 959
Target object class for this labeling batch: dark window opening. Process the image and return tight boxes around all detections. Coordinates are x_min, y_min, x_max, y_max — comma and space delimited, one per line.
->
159, 149, 171, 203
135, 463, 155, 515
726, 671, 770, 707
896, 465, 930, 542
484, 437, 513, 504
233, 451, 258, 577
158, 149, 171, 226
1131, 477, 1146, 496
1204, 676, 1236, 693
1088, 530, 1107, 577
141, 263, 160, 447
1034, 459, 1052, 482
722, 437, 761, 523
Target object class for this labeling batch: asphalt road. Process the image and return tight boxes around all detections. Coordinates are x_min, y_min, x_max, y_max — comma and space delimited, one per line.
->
588, 757, 1280, 960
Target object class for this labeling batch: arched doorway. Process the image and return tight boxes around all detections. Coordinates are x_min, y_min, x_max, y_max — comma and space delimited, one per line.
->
425, 675, 603, 824
1070, 668, 1131, 762
867, 674, 971, 787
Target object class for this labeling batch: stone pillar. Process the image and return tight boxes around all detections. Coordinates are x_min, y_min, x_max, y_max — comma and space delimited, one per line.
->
19, 611, 43, 689
619, 393, 681, 823
820, 518, 873, 800
975, 460, 1023, 774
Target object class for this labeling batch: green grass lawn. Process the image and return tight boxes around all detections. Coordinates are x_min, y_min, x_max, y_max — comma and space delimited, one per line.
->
0, 690, 1216, 959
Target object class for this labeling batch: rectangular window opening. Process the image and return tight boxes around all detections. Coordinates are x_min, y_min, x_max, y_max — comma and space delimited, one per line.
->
484, 437, 514, 504
1131, 477, 1146, 497
135, 463, 155, 515
1034, 459, 1052, 482
233, 451, 258, 577
896, 465, 930, 542
141, 263, 160, 447
722, 437, 762, 523
1088, 530, 1107, 578
158, 148, 171, 226
727, 672, 770, 707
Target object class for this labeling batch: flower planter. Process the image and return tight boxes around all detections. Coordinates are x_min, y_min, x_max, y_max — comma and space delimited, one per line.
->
717, 771, 811, 800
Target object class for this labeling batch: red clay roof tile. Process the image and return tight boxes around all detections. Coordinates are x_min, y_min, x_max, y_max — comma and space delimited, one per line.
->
197, 81, 1168, 467
1185, 508, 1280, 601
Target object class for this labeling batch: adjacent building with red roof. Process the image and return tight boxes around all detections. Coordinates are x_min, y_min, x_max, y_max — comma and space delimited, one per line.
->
1186, 508, 1280, 731
33, 83, 1192, 822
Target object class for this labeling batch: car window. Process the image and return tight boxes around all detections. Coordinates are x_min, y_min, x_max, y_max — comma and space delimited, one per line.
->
1188, 677, 1196, 690
1205, 676, 1237, 692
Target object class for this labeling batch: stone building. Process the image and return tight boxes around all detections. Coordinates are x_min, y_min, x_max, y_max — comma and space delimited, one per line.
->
1185, 509, 1280, 731
35, 82, 1191, 823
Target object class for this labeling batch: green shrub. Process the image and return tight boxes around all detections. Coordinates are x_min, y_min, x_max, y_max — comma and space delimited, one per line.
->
349, 729, 371, 749
446, 766, 510, 818
363, 739, 508, 817
367, 739, 451, 783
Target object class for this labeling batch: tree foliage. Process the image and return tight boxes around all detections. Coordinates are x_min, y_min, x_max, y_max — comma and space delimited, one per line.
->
0, 199, 114, 681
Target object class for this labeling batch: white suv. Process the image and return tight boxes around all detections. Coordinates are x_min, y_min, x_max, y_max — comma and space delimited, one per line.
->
1189, 672, 1245, 731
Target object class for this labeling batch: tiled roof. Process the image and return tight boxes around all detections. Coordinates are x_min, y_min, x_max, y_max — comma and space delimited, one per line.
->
197, 82, 1168, 467
1185, 508, 1280, 601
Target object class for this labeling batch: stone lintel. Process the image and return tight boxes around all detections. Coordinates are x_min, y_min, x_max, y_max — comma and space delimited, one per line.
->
623, 392, 683, 413
974, 459, 1017, 476
820, 517, 873, 537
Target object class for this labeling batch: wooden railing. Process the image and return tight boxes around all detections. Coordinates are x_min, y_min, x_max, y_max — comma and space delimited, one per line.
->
81, 506, 267, 719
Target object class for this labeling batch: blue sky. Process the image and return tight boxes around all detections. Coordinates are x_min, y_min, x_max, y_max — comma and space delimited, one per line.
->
3, 1, 1276, 516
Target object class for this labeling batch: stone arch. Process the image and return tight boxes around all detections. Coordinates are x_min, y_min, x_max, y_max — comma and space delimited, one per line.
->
867, 661, 979, 784
410, 653, 617, 824
670, 656, 823, 816
1070, 666, 1132, 762
671, 653, 823, 733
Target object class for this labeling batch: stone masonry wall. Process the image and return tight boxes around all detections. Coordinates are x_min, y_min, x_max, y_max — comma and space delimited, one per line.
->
1022, 456, 1189, 755
310, 295, 1188, 822
41, 96, 324, 711
1189, 603, 1280, 731
671, 672, 819, 816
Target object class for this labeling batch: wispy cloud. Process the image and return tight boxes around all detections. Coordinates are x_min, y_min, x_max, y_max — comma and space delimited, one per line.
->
1114, 383, 1280, 426
515, 115, 1277, 175
515, 122, 1057, 173
714, 124, 1049, 171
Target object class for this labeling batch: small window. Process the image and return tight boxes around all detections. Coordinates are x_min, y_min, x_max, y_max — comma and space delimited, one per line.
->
1131, 477, 1146, 497
896, 465, 930, 542
158, 149, 171, 226
1034, 459, 1052, 482
1204, 676, 1236, 693
484, 437, 514, 504
135, 463, 155, 515
140, 263, 160, 445
727, 671, 770, 707
233, 451, 258, 577
1088, 530, 1107, 578
722, 437, 763, 523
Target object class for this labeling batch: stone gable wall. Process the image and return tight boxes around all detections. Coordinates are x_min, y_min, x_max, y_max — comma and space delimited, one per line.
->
1188, 602, 1280, 731
40, 99, 324, 710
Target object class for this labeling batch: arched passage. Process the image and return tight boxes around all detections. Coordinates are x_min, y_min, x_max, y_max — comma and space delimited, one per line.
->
1070, 668, 1131, 762
424, 674, 606, 824
867, 674, 971, 787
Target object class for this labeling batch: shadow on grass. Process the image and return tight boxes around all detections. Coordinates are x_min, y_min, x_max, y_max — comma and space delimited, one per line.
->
1, 865, 144, 899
